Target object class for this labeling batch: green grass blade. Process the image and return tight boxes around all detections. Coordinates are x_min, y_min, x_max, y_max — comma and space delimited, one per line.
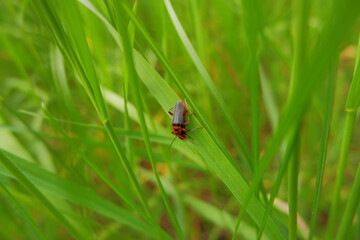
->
287, 0, 310, 237
336, 163, 360, 240
122, 0, 137, 168
0, 183, 47, 240
260, 66, 279, 130
329, 33, 360, 239
40, 106, 155, 224
235, 0, 262, 175
0, 149, 172, 240
307, 71, 336, 240
257, 132, 298, 239
1, 0, 359, 238
334, 33, 360, 239
326, 111, 357, 237
113, 2, 184, 238
163, 0, 252, 168
103, 88, 205, 165
33, 0, 155, 225
229, 0, 359, 234
132, 51, 285, 239
184, 196, 257, 240
288, 130, 300, 240
232, 0, 264, 236
345, 33, 360, 112
0, 150, 84, 239
78, 0, 242, 176
115, 1, 239, 171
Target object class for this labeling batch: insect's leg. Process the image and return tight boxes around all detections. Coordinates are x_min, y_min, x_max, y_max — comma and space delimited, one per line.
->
168, 107, 174, 116
188, 126, 204, 132
168, 135, 177, 149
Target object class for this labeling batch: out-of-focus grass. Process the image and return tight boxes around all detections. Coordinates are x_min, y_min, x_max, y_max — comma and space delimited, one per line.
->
0, 0, 359, 239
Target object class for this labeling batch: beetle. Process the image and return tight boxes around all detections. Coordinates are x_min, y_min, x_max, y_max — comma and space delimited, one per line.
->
168, 100, 202, 148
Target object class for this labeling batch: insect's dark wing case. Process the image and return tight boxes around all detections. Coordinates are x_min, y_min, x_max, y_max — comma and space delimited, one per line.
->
172, 101, 185, 125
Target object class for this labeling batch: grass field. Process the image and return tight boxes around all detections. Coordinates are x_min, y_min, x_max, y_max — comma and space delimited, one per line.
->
0, 0, 359, 239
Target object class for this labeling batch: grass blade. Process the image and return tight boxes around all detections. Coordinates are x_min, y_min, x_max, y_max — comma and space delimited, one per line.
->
288, 130, 300, 240
0, 149, 172, 239
0, 150, 84, 239
229, 0, 359, 234
257, 131, 298, 239
326, 111, 357, 237
184, 196, 258, 240
345, 33, 360, 112
133, 51, 285, 239
163, 0, 252, 167
33, 0, 156, 226
307, 69, 336, 239
330, 33, 360, 239
0, 183, 47, 240
336, 164, 360, 240
111, 2, 184, 238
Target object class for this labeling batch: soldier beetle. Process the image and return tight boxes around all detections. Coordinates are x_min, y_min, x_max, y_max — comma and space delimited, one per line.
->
168, 100, 202, 148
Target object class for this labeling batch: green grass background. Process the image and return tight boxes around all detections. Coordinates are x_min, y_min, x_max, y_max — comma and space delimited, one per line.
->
0, 0, 359, 239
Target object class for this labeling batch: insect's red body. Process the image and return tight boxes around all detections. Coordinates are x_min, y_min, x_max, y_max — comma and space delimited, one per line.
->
168, 101, 190, 141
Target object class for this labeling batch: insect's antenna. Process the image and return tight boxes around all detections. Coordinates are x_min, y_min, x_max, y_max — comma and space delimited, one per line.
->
168, 135, 177, 149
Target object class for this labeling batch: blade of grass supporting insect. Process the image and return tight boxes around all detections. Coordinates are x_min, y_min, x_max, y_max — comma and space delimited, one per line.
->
157, 3, 189, 230
0, 183, 47, 240
162, 0, 267, 204
331, 33, 360, 239
257, 131, 298, 239
336, 162, 360, 240
0, 151, 84, 239
111, 1, 243, 172
162, 0, 252, 167
79, 1, 357, 238
307, 70, 336, 240
43, 1, 284, 236
0, 149, 172, 240
102, 89, 207, 168
112, 2, 184, 238
132, 51, 285, 239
